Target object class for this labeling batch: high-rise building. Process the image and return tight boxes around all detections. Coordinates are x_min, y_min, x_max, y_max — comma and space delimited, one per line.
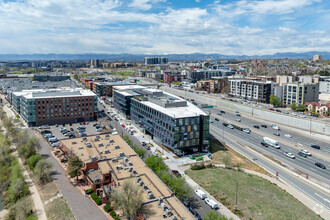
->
90, 59, 103, 68
282, 82, 319, 105
12, 88, 98, 126
313, 55, 322, 62
144, 57, 168, 65
113, 86, 209, 156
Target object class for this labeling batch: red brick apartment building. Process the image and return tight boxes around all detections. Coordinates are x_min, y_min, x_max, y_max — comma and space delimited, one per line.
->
12, 88, 98, 126
163, 72, 185, 83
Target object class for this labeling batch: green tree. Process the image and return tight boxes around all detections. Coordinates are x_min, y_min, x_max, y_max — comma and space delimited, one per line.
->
133, 145, 146, 158
18, 137, 40, 159
26, 154, 42, 171
145, 155, 168, 173
34, 159, 53, 184
296, 104, 306, 112
203, 211, 226, 220
290, 102, 297, 111
67, 157, 83, 182
111, 179, 143, 219
269, 95, 280, 107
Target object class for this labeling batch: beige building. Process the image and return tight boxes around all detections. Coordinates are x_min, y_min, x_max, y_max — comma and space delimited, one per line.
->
276, 75, 294, 86
282, 82, 319, 105
313, 55, 322, 62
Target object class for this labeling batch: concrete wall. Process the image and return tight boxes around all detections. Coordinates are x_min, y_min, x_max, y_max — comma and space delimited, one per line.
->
162, 87, 330, 135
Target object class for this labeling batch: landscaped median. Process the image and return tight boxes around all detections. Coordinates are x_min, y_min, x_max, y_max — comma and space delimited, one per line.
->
185, 166, 322, 220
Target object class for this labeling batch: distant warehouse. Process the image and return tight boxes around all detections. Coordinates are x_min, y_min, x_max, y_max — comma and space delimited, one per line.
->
33, 73, 70, 82
12, 88, 98, 126
113, 85, 210, 155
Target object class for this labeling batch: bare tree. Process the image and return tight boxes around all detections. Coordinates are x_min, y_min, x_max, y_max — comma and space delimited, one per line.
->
111, 179, 143, 219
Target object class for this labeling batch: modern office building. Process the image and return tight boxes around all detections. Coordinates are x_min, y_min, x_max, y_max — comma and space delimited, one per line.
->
12, 88, 97, 126
187, 68, 235, 82
92, 82, 135, 97
144, 57, 168, 65
196, 78, 225, 93
33, 73, 70, 82
114, 86, 209, 155
282, 82, 319, 105
90, 59, 103, 68
59, 134, 194, 220
229, 79, 275, 103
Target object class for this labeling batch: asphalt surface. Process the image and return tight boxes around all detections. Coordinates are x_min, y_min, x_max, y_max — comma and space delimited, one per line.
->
210, 126, 330, 214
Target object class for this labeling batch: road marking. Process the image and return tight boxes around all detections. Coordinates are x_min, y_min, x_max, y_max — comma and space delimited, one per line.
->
315, 193, 330, 204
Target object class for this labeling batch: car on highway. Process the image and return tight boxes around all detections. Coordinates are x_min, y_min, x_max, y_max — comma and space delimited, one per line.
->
298, 151, 307, 158
227, 124, 234, 129
220, 110, 225, 114
273, 132, 280, 136
315, 162, 326, 169
300, 150, 311, 156
284, 134, 292, 138
253, 125, 260, 129
271, 124, 280, 130
311, 145, 321, 150
236, 118, 241, 122
205, 198, 219, 209
261, 124, 267, 128
236, 114, 241, 117
284, 152, 295, 159
215, 118, 219, 121
243, 128, 251, 134
217, 113, 222, 115
235, 111, 239, 113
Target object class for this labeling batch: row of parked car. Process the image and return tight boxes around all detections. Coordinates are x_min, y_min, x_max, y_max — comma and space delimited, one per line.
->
41, 130, 60, 147
194, 189, 219, 209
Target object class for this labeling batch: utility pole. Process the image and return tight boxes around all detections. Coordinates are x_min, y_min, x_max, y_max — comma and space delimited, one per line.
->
235, 182, 238, 210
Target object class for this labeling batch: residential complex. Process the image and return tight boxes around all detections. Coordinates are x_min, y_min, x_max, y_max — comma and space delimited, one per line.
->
282, 82, 319, 105
144, 57, 168, 65
163, 71, 185, 83
305, 102, 330, 117
92, 82, 134, 97
196, 78, 225, 93
59, 134, 194, 220
114, 86, 209, 155
33, 73, 70, 82
11, 88, 97, 126
229, 79, 276, 103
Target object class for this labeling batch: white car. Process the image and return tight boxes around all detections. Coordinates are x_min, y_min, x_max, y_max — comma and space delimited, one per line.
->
51, 142, 60, 147
236, 118, 241, 122
194, 189, 206, 200
298, 115, 306, 118
285, 134, 292, 138
243, 128, 251, 134
284, 152, 295, 159
205, 198, 219, 209
153, 151, 159, 157
271, 124, 280, 130
111, 131, 118, 135
291, 113, 297, 116
227, 124, 234, 129
301, 150, 312, 156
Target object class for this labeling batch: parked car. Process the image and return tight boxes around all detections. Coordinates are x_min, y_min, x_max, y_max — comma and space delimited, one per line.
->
51, 142, 60, 147
70, 128, 74, 131
79, 133, 87, 137
269, 108, 275, 111
64, 132, 72, 136
315, 162, 326, 169
253, 125, 260, 129
194, 189, 206, 200
152, 151, 159, 157
41, 130, 52, 134
291, 112, 297, 116
298, 151, 307, 158
275, 109, 282, 112
283, 111, 289, 114
311, 145, 321, 150
172, 170, 181, 177
284, 152, 295, 159
205, 198, 219, 209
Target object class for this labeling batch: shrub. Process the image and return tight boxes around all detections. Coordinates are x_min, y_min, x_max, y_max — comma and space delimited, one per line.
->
60, 158, 68, 163
85, 189, 94, 195
191, 163, 205, 170
103, 204, 111, 213
26, 154, 42, 171
90, 193, 102, 205
110, 210, 117, 217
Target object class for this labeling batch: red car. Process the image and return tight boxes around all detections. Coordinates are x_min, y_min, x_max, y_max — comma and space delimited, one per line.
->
172, 170, 181, 177
121, 124, 125, 128
269, 108, 275, 111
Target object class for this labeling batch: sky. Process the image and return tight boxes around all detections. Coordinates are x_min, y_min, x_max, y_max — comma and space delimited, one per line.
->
0, 0, 329, 55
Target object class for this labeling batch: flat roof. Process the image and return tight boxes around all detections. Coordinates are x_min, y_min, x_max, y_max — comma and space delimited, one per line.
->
113, 85, 146, 91
95, 82, 135, 86
13, 88, 96, 99
60, 134, 194, 220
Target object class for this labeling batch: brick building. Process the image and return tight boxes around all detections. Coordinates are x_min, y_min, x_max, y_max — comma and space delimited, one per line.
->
196, 79, 225, 93
163, 72, 185, 83
12, 88, 97, 126
92, 82, 135, 97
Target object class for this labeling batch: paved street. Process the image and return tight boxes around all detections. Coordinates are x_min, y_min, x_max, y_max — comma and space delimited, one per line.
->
29, 129, 108, 220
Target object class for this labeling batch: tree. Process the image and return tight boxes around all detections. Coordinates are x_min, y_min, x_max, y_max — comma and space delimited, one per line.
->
296, 104, 306, 112
34, 159, 53, 184
290, 102, 297, 111
269, 95, 280, 107
145, 155, 168, 173
26, 154, 42, 171
18, 137, 40, 159
111, 179, 143, 219
203, 211, 226, 220
67, 157, 83, 181
222, 153, 231, 168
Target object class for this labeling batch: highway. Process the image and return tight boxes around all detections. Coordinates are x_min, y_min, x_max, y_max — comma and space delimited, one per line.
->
210, 125, 330, 215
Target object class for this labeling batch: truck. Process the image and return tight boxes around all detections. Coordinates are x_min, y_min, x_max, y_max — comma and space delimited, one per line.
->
194, 189, 207, 200
261, 137, 280, 149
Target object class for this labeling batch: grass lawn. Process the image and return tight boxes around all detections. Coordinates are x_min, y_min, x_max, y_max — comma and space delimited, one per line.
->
38, 181, 75, 220
110, 71, 135, 79
209, 138, 267, 174
186, 168, 322, 220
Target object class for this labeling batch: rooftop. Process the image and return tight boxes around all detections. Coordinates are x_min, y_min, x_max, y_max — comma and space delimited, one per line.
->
13, 88, 96, 99
60, 134, 194, 220
113, 85, 146, 91
95, 81, 135, 86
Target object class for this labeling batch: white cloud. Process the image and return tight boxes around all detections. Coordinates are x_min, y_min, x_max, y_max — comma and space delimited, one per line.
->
129, 0, 166, 10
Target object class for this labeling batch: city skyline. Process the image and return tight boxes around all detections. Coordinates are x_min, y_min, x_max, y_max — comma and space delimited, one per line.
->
0, 0, 329, 55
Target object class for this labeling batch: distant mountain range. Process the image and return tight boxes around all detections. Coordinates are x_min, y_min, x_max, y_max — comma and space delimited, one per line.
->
0, 51, 329, 61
